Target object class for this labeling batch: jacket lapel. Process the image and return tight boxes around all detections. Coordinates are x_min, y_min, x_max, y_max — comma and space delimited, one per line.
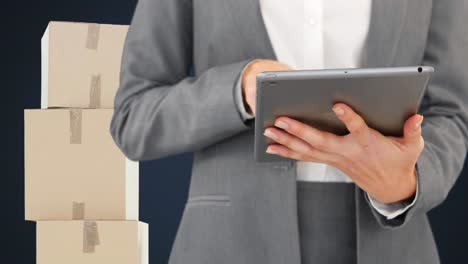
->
360, 0, 408, 67
224, 0, 276, 60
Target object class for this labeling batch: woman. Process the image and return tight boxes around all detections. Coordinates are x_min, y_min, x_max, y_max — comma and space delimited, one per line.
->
110, 0, 468, 263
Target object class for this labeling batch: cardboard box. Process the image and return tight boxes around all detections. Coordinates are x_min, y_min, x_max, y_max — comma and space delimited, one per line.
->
37, 221, 148, 264
24, 109, 138, 220
41, 21, 128, 108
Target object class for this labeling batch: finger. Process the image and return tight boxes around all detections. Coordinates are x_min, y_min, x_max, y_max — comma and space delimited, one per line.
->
266, 144, 305, 160
247, 91, 256, 115
266, 143, 339, 164
273, 117, 343, 153
272, 63, 291, 71
264, 127, 312, 155
403, 114, 424, 148
332, 103, 370, 145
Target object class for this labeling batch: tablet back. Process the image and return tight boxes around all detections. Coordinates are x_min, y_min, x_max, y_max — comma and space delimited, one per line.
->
254, 66, 433, 162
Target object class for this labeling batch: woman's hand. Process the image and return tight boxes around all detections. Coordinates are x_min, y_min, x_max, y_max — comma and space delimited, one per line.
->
263, 103, 424, 204
241, 59, 291, 115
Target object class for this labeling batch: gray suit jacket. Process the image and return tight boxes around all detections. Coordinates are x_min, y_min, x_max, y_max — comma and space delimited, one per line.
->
110, 0, 468, 263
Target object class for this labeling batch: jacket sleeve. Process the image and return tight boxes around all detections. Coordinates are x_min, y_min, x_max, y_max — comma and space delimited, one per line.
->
368, 0, 468, 228
110, 0, 254, 161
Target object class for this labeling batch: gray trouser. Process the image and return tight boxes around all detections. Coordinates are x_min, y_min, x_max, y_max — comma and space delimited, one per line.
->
297, 181, 357, 264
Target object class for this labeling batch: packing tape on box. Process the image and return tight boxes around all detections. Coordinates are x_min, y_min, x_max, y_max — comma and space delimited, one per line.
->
83, 221, 100, 253
72, 202, 85, 220
86, 23, 100, 50
73, 203, 100, 253
89, 74, 101, 108
85, 23, 102, 108
69, 109, 82, 144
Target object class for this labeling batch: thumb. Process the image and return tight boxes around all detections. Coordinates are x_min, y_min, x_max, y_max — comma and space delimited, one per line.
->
403, 114, 424, 146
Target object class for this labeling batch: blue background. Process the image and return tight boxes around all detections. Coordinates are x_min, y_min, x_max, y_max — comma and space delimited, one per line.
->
4, 0, 468, 263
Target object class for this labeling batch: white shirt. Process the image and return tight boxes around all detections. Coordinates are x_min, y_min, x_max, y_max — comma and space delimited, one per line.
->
236, 0, 418, 219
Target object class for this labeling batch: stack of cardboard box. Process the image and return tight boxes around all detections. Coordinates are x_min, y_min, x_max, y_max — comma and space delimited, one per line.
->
24, 21, 148, 264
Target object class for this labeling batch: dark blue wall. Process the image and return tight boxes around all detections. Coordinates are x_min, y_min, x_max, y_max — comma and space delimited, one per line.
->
4, 0, 468, 263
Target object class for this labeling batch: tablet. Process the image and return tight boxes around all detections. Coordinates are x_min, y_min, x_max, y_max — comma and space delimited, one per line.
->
254, 66, 434, 162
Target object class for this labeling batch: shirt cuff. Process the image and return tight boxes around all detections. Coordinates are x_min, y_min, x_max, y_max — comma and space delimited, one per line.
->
366, 179, 419, 220
234, 60, 258, 121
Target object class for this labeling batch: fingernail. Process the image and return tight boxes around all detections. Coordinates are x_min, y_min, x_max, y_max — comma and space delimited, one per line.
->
264, 129, 278, 139
266, 146, 276, 154
415, 116, 424, 129
333, 106, 345, 116
275, 120, 289, 130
